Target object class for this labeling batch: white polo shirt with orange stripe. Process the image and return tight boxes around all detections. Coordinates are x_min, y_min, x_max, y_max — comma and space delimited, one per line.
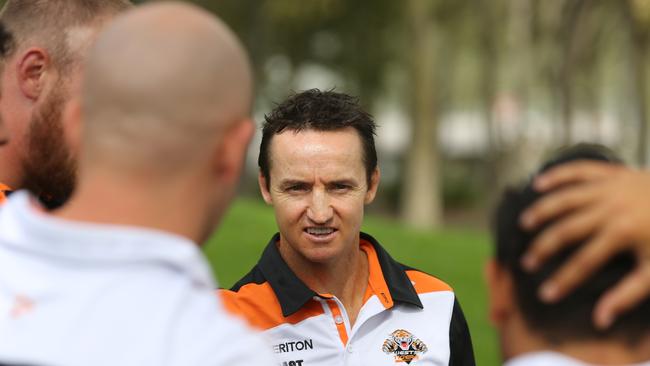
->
220, 232, 475, 366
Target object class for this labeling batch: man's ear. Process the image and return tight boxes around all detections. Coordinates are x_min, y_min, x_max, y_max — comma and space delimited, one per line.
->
214, 118, 254, 185
18, 48, 52, 100
485, 259, 515, 327
364, 167, 380, 204
258, 171, 272, 205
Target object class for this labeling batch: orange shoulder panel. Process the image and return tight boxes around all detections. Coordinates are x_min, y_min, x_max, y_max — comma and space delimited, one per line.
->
405, 270, 453, 294
0, 183, 9, 205
218, 282, 324, 331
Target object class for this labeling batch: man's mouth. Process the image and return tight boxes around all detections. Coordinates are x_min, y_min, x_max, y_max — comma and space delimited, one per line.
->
304, 227, 337, 237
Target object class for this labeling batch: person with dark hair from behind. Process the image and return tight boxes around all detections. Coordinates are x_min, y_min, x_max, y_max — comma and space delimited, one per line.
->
520, 151, 650, 331
487, 144, 650, 365
220, 89, 475, 365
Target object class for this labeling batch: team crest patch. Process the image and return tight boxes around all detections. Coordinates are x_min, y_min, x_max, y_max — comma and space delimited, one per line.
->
382, 329, 428, 364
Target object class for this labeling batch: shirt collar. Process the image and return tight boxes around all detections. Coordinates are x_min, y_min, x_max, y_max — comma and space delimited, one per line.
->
0, 190, 216, 288
257, 231, 422, 317
361, 232, 423, 309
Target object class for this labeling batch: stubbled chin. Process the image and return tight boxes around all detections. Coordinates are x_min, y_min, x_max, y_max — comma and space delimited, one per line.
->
298, 243, 342, 264
303, 251, 340, 264
279, 233, 352, 264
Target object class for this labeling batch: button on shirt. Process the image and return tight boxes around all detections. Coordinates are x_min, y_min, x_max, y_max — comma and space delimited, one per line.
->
220, 233, 476, 366
0, 191, 275, 366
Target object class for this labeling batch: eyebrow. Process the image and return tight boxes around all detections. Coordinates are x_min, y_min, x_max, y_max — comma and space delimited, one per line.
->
278, 179, 309, 188
327, 179, 358, 186
278, 178, 360, 187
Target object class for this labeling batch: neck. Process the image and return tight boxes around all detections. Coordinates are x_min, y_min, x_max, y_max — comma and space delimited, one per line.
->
551, 338, 650, 364
503, 314, 650, 364
54, 169, 211, 244
280, 241, 369, 326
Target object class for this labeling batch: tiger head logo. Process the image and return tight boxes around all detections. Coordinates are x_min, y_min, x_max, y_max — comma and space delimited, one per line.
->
382, 329, 428, 364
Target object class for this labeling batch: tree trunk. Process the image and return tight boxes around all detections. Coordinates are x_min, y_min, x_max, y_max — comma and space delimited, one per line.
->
477, 0, 502, 195
400, 0, 442, 229
633, 41, 649, 166
623, 0, 650, 166
496, 0, 534, 185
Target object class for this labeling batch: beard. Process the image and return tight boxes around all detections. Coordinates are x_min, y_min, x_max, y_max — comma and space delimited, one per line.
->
21, 85, 77, 210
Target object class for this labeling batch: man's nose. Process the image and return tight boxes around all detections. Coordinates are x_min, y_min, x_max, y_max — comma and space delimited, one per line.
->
307, 189, 333, 224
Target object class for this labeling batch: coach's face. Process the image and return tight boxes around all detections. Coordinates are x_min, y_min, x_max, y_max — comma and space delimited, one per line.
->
260, 127, 379, 265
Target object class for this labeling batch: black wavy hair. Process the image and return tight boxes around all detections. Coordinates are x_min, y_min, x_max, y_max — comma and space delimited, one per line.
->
0, 22, 13, 57
494, 143, 650, 345
258, 89, 377, 189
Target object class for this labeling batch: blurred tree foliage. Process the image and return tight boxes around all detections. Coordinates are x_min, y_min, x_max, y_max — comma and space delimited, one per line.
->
190, 0, 401, 101
1, 0, 647, 228
62, 0, 650, 228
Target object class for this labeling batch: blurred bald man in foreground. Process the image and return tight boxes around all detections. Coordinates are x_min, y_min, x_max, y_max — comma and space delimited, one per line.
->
0, 3, 274, 366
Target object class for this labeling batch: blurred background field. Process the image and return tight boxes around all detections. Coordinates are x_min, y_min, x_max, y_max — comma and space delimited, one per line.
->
205, 198, 498, 365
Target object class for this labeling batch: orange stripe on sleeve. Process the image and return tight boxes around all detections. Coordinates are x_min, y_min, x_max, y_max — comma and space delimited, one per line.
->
405, 270, 452, 294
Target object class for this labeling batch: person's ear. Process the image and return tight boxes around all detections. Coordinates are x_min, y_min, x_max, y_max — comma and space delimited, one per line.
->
485, 259, 515, 327
258, 171, 272, 205
214, 118, 254, 185
364, 168, 380, 204
17, 48, 52, 100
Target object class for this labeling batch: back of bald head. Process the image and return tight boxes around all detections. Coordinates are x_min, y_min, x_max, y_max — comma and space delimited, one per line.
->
81, 2, 253, 176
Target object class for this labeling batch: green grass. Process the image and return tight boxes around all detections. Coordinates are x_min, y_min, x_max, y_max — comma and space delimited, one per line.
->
204, 197, 499, 366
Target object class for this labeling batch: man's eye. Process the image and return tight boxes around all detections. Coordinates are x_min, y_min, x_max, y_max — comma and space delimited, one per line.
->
330, 184, 350, 191
286, 184, 308, 192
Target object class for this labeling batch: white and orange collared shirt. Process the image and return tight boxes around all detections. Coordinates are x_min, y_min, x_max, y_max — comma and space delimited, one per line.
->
220, 232, 475, 366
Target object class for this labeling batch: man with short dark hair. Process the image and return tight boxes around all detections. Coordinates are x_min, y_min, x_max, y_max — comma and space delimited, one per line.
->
221, 89, 475, 365
0, 0, 132, 208
488, 145, 650, 365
